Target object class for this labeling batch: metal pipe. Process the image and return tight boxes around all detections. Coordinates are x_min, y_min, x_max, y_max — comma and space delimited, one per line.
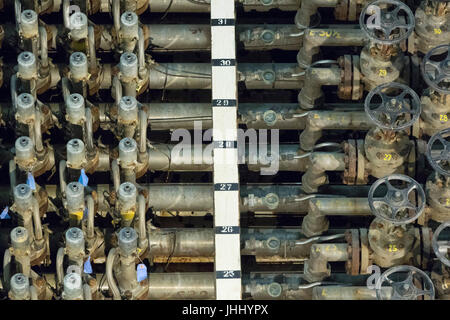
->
3, 249, 11, 292
111, 160, 120, 193
148, 229, 214, 258
61, 77, 70, 104
147, 272, 215, 300
9, 160, 17, 196
138, 27, 146, 77
29, 285, 38, 300
59, 160, 67, 198
312, 286, 392, 300
106, 248, 121, 300
304, 243, 349, 282
295, 0, 339, 29
302, 152, 345, 193
298, 67, 341, 110
149, 63, 302, 89
33, 108, 44, 153
112, 0, 120, 33
137, 194, 147, 250
88, 26, 97, 74
84, 108, 95, 155
113, 76, 122, 103
56, 247, 65, 289
10, 75, 17, 110
312, 198, 371, 216
298, 28, 365, 66
300, 111, 372, 151
147, 143, 307, 172
85, 195, 95, 240
32, 198, 43, 242
62, 0, 70, 29
39, 26, 49, 74
138, 109, 147, 155
83, 283, 92, 300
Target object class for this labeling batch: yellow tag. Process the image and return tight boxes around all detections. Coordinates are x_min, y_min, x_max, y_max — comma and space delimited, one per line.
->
70, 211, 84, 221
379, 69, 387, 77
121, 210, 135, 221
384, 154, 392, 161
440, 114, 448, 122
314, 114, 320, 119
388, 244, 398, 252
434, 28, 442, 35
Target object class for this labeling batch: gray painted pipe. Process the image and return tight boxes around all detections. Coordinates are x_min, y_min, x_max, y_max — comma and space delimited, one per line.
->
147, 272, 215, 300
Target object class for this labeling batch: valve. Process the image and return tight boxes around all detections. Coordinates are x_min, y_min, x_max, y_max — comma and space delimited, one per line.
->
368, 174, 425, 267
421, 44, 450, 95
66, 93, 86, 125
426, 128, 450, 176
9, 273, 31, 300
368, 174, 426, 225
432, 220, 450, 268
359, 0, 415, 45
375, 265, 435, 300
365, 82, 421, 131
363, 83, 420, 178
359, 0, 414, 89
117, 182, 137, 225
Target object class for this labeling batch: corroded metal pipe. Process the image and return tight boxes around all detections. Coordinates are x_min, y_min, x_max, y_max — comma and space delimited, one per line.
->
147, 272, 215, 300
298, 27, 365, 66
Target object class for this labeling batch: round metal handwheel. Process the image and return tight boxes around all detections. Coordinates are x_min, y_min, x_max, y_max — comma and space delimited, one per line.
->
375, 265, 435, 300
426, 128, 450, 176
421, 44, 450, 94
359, 0, 415, 45
364, 82, 421, 131
432, 221, 450, 268
368, 174, 426, 225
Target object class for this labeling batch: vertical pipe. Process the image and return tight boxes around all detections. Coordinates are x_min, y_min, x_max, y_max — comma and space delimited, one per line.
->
85, 195, 95, 239
106, 248, 121, 300
56, 247, 65, 289
32, 198, 43, 241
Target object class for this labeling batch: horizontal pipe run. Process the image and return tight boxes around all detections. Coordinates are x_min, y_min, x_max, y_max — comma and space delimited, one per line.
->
311, 198, 371, 216
312, 286, 392, 300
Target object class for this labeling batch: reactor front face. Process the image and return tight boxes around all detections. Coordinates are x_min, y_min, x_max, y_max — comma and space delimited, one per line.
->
0, 0, 449, 302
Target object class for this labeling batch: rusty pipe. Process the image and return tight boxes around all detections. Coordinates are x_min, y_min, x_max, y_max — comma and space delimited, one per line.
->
298, 67, 341, 110
300, 111, 372, 151
301, 152, 345, 193
298, 28, 365, 67
106, 248, 121, 300
302, 198, 371, 236
295, 0, 339, 29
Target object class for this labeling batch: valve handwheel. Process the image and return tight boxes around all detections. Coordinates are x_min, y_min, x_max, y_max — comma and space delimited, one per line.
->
426, 128, 450, 176
432, 221, 450, 268
368, 174, 426, 225
364, 82, 421, 131
359, 0, 415, 45
375, 265, 435, 300
421, 44, 450, 95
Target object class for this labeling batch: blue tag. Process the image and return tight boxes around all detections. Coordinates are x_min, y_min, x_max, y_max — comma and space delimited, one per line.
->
0, 207, 10, 220
78, 169, 89, 187
27, 172, 36, 190
137, 264, 147, 282
83, 256, 93, 274
82, 207, 88, 220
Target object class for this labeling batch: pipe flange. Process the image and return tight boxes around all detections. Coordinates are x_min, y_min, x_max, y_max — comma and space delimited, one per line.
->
337, 55, 353, 100
342, 139, 357, 185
